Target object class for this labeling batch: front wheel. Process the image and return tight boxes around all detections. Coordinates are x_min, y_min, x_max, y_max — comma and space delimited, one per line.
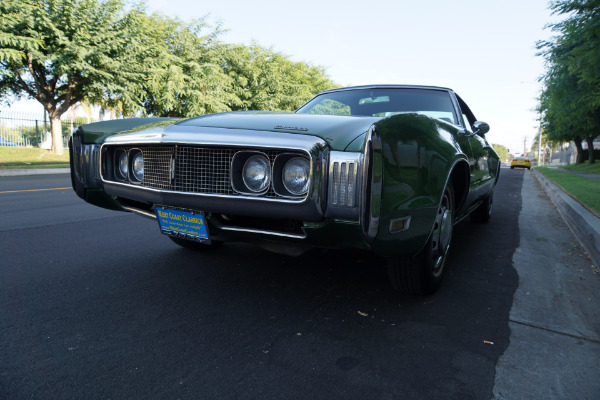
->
168, 236, 223, 251
387, 182, 454, 295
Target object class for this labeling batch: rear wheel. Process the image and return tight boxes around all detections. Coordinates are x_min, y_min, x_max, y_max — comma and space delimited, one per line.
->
168, 236, 222, 250
387, 182, 454, 295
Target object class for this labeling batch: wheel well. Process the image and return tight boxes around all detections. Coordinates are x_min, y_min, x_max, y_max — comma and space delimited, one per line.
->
449, 161, 469, 213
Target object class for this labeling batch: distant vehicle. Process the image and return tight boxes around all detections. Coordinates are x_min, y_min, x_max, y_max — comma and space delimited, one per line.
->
510, 157, 531, 170
0, 137, 18, 147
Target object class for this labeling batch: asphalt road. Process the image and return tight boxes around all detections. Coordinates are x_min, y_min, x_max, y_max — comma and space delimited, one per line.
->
0, 170, 594, 399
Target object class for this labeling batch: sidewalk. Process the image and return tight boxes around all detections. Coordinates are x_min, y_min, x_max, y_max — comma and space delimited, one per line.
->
493, 170, 600, 399
553, 167, 600, 182
0, 167, 69, 176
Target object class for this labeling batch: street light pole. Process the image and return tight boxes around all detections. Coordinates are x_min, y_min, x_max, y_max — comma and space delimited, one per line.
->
538, 125, 542, 166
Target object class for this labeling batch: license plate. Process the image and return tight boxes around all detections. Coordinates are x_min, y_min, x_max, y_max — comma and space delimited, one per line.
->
155, 206, 210, 243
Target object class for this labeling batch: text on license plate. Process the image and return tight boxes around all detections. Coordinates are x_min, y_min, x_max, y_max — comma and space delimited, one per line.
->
156, 206, 209, 241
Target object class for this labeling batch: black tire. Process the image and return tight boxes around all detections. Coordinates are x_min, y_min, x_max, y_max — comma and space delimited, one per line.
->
387, 182, 454, 295
470, 187, 494, 223
168, 236, 222, 250
510, 166, 514, 169
527, 167, 531, 170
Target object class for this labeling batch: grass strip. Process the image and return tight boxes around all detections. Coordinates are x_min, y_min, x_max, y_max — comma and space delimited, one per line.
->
536, 166, 600, 217
0, 147, 69, 169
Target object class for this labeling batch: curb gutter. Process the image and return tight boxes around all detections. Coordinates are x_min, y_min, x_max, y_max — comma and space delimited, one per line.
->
532, 169, 600, 267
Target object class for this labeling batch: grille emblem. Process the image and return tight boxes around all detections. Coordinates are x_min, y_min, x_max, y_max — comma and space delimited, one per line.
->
169, 153, 176, 183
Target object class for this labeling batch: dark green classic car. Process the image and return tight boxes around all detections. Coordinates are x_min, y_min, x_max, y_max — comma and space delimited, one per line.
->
70, 85, 499, 294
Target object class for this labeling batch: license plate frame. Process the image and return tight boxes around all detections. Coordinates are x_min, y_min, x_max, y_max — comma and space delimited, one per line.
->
155, 206, 211, 244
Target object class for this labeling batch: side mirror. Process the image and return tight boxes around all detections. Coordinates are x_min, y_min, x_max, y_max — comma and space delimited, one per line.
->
473, 121, 489, 136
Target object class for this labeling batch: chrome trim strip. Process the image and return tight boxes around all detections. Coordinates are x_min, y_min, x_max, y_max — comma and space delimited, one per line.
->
103, 179, 311, 204
361, 125, 382, 242
214, 224, 307, 239
104, 125, 324, 150
120, 205, 157, 219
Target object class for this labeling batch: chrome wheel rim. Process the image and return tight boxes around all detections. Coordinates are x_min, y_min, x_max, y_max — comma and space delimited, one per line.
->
431, 189, 453, 277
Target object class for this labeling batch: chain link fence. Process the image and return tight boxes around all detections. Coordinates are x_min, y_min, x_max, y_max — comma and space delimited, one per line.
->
0, 110, 85, 148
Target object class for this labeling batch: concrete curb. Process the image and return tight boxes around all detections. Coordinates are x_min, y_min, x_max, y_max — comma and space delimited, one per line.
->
0, 168, 70, 176
532, 169, 600, 267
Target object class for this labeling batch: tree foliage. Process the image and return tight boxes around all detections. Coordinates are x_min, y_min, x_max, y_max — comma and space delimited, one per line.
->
0, 0, 335, 153
537, 0, 600, 164
491, 143, 509, 162
0, 0, 149, 154
140, 15, 240, 117
222, 43, 335, 112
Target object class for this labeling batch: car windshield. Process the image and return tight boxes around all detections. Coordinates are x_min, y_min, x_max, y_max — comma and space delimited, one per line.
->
296, 88, 458, 124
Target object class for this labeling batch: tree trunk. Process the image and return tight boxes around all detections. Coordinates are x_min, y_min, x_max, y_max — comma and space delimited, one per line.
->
50, 116, 64, 155
574, 136, 585, 164
585, 135, 597, 164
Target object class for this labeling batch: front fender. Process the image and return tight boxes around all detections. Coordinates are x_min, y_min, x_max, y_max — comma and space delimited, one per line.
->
367, 113, 466, 257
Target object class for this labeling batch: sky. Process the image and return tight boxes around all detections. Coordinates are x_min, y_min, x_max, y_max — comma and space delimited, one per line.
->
144, 0, 557, 154
6, 0, 558, 154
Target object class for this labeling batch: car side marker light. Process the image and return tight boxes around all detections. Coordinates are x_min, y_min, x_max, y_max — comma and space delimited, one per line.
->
389, 216, 411, 233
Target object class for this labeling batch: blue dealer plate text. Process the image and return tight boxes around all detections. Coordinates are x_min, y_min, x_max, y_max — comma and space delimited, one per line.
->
156, 206, 209, 243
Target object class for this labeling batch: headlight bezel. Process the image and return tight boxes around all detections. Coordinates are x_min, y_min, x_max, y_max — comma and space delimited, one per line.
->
129, 149, 144, 183
272, 154, 311, 198
231, 151, 272, 195
114, 148, 128, 182
111, 148, 144, 184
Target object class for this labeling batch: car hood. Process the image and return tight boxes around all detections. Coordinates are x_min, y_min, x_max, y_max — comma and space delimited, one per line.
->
173, 111, 379, 150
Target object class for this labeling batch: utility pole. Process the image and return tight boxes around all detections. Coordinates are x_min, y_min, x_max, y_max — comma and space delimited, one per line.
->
538, 126, 542, 166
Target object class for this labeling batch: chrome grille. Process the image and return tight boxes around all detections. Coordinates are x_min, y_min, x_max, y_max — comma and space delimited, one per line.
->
171, 147, 235, 194
107, 145, 285, 198
142, 147, 173, 190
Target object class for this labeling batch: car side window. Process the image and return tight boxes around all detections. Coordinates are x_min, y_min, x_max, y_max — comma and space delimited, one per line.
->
304, 99, 351, 115
455, 95, 477, 132
461, 113, 473, 133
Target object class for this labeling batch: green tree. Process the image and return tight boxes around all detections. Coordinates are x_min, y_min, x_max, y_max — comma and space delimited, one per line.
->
1, 0, 335, 154
537, 64, 586, 163
491, 143, 509, 162
141, 14, 240, 117
223, 43, 335, 112
0, 0, 147, 154
537, 0, 600, 164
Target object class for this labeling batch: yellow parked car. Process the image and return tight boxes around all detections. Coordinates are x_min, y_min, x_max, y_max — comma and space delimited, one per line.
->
510, 157, 531, 170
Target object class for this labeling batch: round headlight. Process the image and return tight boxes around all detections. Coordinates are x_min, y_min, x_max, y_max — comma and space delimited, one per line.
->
242, 155, 271, 193
282, 157, 310, 195
131, 151, 144, 182
115, 149, 128, 180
